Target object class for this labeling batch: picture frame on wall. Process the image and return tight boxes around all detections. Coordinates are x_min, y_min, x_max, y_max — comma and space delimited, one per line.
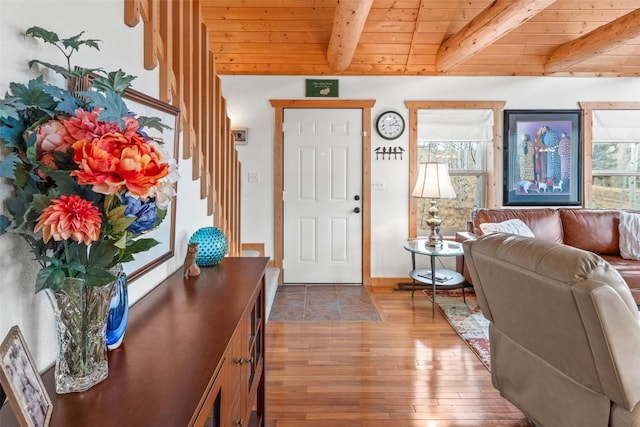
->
503, 110, 582, 206
232, 128, 248, 145
121, 88, 180, 282
0, 326, 52, 427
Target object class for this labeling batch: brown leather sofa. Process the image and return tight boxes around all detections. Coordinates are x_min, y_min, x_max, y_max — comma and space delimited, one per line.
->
463, 233, 640, 427
456, 208, 640, 304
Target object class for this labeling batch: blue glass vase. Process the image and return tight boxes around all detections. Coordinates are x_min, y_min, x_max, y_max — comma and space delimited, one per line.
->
189, 227, 228, 266
106, 264, 128, 350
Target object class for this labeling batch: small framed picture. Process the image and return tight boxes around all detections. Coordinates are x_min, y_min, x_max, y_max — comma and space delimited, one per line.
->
0, 326, 52, 427
232, 128, 248, 145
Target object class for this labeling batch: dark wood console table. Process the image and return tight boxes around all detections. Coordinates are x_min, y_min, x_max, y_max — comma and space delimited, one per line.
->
0, 257, 268, 427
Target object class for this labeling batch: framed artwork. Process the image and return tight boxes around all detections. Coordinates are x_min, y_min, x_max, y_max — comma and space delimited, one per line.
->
503, 110, 582, 206
232, 128, 248, 145
121, 88, 180, 282
0, 326, 52, 427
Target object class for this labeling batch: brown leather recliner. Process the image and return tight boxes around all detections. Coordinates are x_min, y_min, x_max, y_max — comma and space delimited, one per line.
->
464, 233, 640, 427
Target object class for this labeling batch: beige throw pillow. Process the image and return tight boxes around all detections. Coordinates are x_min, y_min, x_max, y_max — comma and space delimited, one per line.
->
619, 211, 640, 260
479, 218, 535, 238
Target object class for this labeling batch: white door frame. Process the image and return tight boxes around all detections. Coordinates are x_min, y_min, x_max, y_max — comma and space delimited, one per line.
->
270, 99, 375, 286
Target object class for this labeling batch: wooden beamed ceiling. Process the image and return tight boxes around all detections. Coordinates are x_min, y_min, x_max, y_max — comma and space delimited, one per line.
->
201, 0, 640, 77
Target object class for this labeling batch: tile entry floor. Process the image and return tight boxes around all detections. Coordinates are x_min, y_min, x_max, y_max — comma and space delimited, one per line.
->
268, 284, 381, 321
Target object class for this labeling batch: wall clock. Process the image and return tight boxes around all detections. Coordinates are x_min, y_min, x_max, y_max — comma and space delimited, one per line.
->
376, 110, 405, 140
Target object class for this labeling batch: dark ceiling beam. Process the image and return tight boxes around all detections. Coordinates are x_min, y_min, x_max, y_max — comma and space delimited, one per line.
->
435, 0, 557, 73
326, 0, 374, 72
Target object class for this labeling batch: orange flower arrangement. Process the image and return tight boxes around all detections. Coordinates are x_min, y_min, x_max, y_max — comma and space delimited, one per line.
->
35, 195, 102, 245
0, 27, 178, 292
71, 131, 169, 198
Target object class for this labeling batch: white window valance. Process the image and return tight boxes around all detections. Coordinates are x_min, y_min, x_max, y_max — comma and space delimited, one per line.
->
418, 109, 494, 142
593, 110, 640, 142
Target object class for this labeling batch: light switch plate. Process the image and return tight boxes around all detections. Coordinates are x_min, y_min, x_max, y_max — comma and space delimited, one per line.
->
248, 172, 260, 183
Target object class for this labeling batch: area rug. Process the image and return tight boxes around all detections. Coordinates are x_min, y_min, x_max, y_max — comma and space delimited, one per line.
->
423, 288, 491, 370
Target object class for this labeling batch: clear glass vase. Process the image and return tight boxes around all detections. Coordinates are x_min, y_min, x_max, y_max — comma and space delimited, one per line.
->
46, 277, 114, 394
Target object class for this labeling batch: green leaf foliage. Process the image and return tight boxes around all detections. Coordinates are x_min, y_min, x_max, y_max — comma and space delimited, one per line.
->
138, 115, 171, 132
91, 70, 136, 94
5, 194, 31, 229
12, 162, 31, 189
69, 66, 104, 81
48, 170, 83, 195
24, 129, 37, 153
0, 152, 20, 179
0, 215, 10, 235
25, 26, 60, 44
41, 84, 80, 115
35, 267, 65, 293
10, 77, 57, 116
65, 242, 88, 265
62, 31, 101, 53
124, 237, 160, 256
79, 90, 128, 127
110, 214, 136, 236
50, 147, 77, 171
88, 239, 119, 270
113, 232, 129, 250
80, 266, 116, 288
30, 193, 51, 215
0, 116, 26, 148
154, 208, 167, 228
0, 97, 21, 121
28, 59, 72, 80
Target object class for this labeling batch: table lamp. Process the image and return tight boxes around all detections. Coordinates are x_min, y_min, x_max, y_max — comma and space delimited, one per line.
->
411, 162, 456, 248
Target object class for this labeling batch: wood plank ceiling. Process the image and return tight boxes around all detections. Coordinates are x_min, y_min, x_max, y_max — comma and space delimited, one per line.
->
201, 0, 640, 77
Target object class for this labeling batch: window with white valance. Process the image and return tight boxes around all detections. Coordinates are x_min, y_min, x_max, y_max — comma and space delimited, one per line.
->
418, 109, 494, 143
416, 109, 494, 234
592, 110, 640, 142
590, 109, 640, 209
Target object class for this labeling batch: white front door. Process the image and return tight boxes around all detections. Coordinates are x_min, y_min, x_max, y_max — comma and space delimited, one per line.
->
283, 108, 363, 283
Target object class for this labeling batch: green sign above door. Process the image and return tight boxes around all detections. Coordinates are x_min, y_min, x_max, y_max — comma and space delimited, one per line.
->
305, 79, 339, 97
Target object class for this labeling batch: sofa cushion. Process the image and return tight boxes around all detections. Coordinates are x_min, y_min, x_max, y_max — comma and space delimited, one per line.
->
479, 218, 535, 237
619, 211, 640, 260
471, 208, 563, 244
600, 255, 640, 305
560, 209, 619, 255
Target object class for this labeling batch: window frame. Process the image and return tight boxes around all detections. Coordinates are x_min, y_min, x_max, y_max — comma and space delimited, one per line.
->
405, 101, 505, 238
579, 102, 640, 208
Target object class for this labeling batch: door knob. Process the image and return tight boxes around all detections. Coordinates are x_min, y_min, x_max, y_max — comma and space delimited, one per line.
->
354, 195, 360, 201
354, 207, 361, 213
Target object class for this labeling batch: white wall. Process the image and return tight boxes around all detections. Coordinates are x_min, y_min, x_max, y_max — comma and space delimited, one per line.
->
0, 0, 213, 370
221, 75, 640, 278
3, 0, 640, 372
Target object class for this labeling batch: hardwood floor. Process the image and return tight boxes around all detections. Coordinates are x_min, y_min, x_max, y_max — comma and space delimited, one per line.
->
264, 285, 530, 427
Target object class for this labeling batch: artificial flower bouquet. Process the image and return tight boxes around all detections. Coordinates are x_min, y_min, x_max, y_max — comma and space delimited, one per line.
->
0, 27, 178, 292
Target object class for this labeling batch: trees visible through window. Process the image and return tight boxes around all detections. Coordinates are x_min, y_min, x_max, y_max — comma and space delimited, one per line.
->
417, 140, 485, 234
590, 109, 640, 209
592, 141, 639, 209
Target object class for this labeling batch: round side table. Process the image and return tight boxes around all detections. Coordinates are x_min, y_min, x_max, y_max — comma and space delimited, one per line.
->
403, 239, 466, 318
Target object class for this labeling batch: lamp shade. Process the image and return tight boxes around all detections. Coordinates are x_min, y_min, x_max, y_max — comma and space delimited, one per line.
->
411, 163, 456, 199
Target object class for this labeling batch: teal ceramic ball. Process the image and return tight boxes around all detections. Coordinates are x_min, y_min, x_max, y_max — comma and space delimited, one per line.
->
189, 227, 228, 266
